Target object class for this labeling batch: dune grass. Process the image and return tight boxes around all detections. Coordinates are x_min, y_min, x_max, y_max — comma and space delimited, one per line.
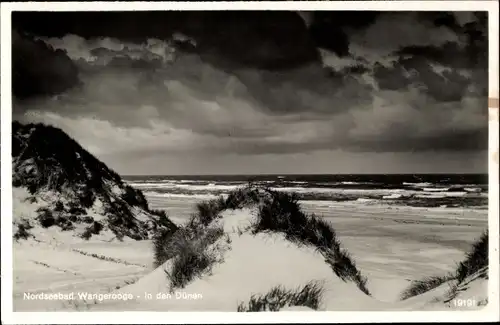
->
192, 197, 227, 227
153, 189, 256, 290
237, 281, 324, 312
79, 221, 104, 240
162, 225, 224, 291
14, 219, 33, 241
252, 189, 370, 295
224, 186, 263, 210
400, 231, 488, 301
153, 204, 226, 290
188, 186, 263, 227
153, 227, 178, 268
400, 274, 456, 301
152, 186, 370, 295
455, 231, 488, 283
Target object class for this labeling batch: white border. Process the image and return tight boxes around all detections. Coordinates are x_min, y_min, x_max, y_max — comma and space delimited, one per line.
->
1, 1, 499, 11
1, 1, 499, 324
488, 3, 500, 325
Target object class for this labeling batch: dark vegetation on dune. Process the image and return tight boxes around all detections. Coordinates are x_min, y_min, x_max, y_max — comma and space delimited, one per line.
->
153, 187, 266, 267
12, 121, 177, 241
252, 189, 370, 295
14, 219, 34, 241
399, 275, 455, 301
153, 186, 370, 296
152, 188, 265, 289
400, 231, 488, 301
161, 226, 225, 291
153, 192, 237, 290
237, 281, 324, 312
455, 231, 488, 283
153, 187, 265, 269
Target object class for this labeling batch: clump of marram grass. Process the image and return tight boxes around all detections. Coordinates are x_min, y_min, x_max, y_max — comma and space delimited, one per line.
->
253, 191, 340, 249
150, 208, 167, 217
153, 200, 227, 286
78, 221, 104, 240
251, 189, 370, 295
400, 274, 456, 301
152, 204, 221, 269
190, 186, 263, 227
36, 207, 56, 228
444, 231, 489, 303
455, 231, 488, 283
163, 225, 225, 291
400, 231, 489, 301
152, 188, 264, 289
13, 219, 34, 240
224, 186, 262, 210
194, 197, 227, 226
153, 227, 179, 268
80, 227, 93, 240
323, 247, 370, 295
237, 281, 324, 312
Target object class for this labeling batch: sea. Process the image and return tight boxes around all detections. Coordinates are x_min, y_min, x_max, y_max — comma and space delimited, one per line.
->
124, 174, 488, 209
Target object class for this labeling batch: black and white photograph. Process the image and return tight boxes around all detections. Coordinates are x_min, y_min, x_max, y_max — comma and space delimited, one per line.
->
1, 1, 498, 321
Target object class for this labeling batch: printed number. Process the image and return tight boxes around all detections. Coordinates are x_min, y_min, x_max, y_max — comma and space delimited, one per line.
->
453, 298, 476, 307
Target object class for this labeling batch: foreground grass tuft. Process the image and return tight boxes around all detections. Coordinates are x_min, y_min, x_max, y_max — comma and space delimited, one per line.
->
237, 281, 324, 312
153, 201, 226, 290
400, 231, 488, 301
400, 274, 455, 301
153, 227, 178, 268
163, 226, 224, 291
323, 247, 370, 295
456, 231, 488, 283
152, 187, 262, 289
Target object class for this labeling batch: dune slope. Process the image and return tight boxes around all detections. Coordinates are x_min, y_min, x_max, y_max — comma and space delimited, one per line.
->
87, 189, 489, 312
12, 121, 177, 242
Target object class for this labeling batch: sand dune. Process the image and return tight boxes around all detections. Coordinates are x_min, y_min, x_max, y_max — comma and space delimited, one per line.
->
13, 192, 488, 312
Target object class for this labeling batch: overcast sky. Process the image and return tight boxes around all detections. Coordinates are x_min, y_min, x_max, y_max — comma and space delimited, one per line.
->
11, 11, 488, 175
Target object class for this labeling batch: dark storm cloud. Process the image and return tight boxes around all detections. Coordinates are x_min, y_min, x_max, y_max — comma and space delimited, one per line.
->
397, 42, 487, 71
358, 11, 487, 104
373, 55, 473, 102
12, 11, 321, 71
395, 12, 487, 69
11, 10, 489, 159
349, 128, 489, 153
373, 63, 411, 90
239, 129, 488, 155
12, 31, 80, 100
401, 56, 471, 102
227, 65, 374, 116
87, 48, 165, 69
308, 11, 381, 57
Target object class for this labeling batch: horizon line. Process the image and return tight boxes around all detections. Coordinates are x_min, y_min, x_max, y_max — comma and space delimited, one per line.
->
121, 172, 488, 177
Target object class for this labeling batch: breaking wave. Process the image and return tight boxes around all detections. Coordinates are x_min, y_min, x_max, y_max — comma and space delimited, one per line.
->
124, 174, 488, 209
